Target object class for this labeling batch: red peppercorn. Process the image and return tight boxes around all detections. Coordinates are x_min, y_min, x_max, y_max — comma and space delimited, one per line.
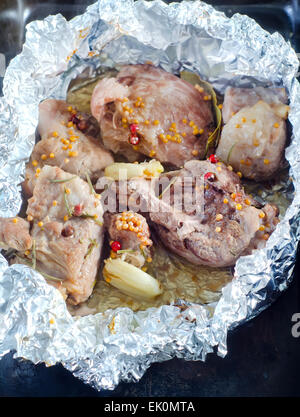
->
111, 241, 121, 252
70, 114, 80, 125
234, 192, 243, 203
204, 172, 216, 182
129, 124, 139, 134
208, 154, 219, 164
73, 204, 83, 216
129, 134, 140, 145
78, 120, 88, 132
61, 225, 74, 237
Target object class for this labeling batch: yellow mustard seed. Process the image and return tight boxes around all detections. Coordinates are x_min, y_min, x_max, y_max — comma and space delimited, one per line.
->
38, 221, 43, 227
12, 218, 18, 224
41, 154, 47, 160
32, 160, 38, 167
49, 153, 55, 158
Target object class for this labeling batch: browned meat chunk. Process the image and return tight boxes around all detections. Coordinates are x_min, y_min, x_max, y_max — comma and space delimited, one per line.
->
22, 165, 104, 305
216, 87, 289, 180
90, 64, 215, 167
104, 211, 152, 268
23, 99, 114, 196
102, 160, 279, 267
0, 217, 32, 251
221, 86, 288, 124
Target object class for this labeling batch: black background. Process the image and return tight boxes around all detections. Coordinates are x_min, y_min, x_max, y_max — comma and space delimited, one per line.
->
0, 0, 299, 397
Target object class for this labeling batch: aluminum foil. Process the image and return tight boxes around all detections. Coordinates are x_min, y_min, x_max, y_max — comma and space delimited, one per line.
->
0, 0, 300, 391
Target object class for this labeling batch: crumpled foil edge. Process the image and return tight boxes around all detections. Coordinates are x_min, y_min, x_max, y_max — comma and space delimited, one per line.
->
0, 0, 299, 391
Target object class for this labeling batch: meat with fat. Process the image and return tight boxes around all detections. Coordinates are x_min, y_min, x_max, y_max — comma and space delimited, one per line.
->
91, 64, 215, 167
104, 211, 152, 268
23, 99, 114, 196
101, 159, 279, 267
12, 165, 104, 305
216, 87, 289, 180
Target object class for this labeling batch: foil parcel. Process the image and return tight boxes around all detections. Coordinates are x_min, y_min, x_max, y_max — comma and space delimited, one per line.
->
0, 0, 299, 391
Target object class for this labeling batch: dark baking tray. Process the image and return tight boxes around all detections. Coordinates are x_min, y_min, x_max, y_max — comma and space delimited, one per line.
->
0, 0, 299, 397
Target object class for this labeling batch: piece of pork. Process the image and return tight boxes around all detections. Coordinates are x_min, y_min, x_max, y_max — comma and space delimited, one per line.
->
101, 160, 279, 267
216, 100, 288, 181
221, 86, 288, 124
104, 211, 152, 268
91, 64, 215, 167
23, 99, 114, 196
22, 165, 104, 305
0, 217, 32, 251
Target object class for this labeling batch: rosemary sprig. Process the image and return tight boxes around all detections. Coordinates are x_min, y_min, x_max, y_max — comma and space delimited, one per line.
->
85, 171, 95, 195
159, 175, 178, 199
226, 142, 238, 164
140, 246, 147, 260
32, 239, 36, 270
63, 187, 73, 217
84, 239, 98, 259
80, 212, 103, 226
15, 255, 63, 282
49, 176, 77, 184
117, 249, 136, 254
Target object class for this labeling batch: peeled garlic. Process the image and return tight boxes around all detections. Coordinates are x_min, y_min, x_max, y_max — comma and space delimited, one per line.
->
103, 258, 163, 300
104, 159, 164, 180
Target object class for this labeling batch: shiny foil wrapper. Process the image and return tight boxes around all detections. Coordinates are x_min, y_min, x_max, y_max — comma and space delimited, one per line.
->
0, 0, 300, 391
